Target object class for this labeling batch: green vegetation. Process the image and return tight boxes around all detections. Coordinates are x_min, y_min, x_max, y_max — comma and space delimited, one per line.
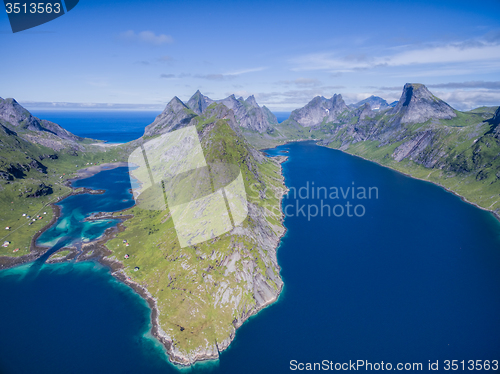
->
0, 124, 130, 258
104, 112, 286, 359
49, 249, 71, 260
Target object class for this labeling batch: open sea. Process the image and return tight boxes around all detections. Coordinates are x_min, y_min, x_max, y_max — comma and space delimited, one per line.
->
29, 110, 160, 143
1, 113, 500, 373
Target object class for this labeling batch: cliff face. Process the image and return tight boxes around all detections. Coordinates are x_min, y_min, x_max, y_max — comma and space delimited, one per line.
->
491, 106, 500, 138
109, 99, 286, 365
388, 83, 456, 124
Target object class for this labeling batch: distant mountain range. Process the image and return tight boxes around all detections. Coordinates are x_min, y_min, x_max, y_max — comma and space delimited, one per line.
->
136, 84, 500, 215
143, 90, 278, 137
350, 95, 391, 111
136, 83, 500, 217
271, 83, 500, 215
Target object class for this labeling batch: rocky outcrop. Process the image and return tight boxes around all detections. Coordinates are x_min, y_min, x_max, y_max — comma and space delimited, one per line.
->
392, 130, 435, 164
388, 83, 456, 124
186, 92, 278, 132
24, 183, 53, 198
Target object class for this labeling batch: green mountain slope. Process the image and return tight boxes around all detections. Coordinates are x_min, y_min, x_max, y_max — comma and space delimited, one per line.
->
103, 101, 287, 365
0, 99, 128, 261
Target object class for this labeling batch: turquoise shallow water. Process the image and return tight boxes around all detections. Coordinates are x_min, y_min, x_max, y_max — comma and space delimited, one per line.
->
36, 166, 137, 258
1, 141, 500, 373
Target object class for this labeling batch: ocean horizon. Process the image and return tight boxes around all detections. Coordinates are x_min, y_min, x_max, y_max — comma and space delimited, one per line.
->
27, 110, 293, 143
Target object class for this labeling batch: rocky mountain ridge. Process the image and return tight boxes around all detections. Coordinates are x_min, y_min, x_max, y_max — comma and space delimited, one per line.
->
0, 98, 106, 182
288, 94, 349, 127
0, 97, 87, 151
186, 90, 278, 132
145, 91, 279, 136
275, 83, 499, 215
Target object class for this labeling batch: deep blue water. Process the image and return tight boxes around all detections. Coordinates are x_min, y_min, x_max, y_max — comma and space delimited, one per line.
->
274, 111, 291, 123
30, 111, 159, 143
1, 141, 500, 373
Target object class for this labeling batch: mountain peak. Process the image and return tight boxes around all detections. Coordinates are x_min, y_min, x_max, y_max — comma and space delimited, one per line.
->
0, 97, 43, 132
245, 95, 259, 108
217, 94, 276, 132
0, 98, 85, 149
144, 96, 196, 136
186, 91, 214, 115
391, 83, 456, 123
171, 96, 186, 106
352, 95, 389, 111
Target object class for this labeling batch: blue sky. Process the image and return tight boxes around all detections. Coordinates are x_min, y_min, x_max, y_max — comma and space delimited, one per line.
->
1, 0, 500, 111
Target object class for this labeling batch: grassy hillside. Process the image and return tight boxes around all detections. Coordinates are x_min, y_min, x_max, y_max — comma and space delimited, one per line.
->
0, 127, 129, 258
103, 108, 286, 363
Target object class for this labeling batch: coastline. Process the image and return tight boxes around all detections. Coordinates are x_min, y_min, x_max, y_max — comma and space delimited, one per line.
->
132, 153, 290, 366
0, 162, 131, 270
326, 145, 500, 222
271, 139, 500, 222
103, 153, 290, 367
0, 155, 291, 367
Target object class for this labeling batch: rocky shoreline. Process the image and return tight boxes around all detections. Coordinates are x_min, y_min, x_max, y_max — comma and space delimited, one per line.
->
147, 154, 290, 366
0, 162, 130, 269
0, 157, 290, 367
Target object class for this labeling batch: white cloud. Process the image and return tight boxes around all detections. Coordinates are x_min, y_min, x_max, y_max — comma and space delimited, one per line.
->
276, 78, 323, 87
428, 81, 500, 90
385, 44, 500, 67
120, 30, 174, 45
289, 33, 500, 75
434, 90, 500, 111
